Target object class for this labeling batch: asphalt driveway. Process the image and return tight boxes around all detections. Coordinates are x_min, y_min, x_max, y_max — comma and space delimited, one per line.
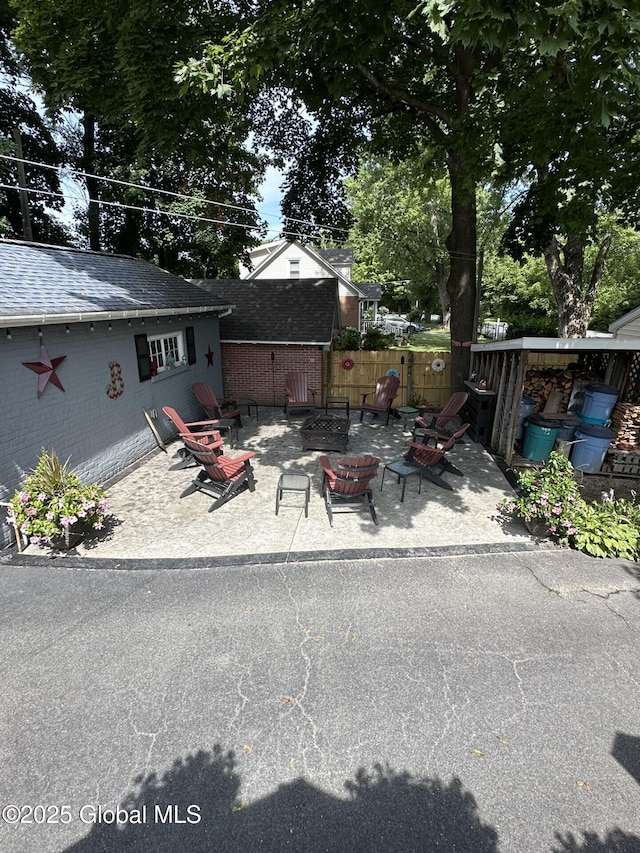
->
0, 547, 639, 852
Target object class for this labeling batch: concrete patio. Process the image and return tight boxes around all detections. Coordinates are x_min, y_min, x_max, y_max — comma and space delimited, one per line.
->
35, 406, 534, 564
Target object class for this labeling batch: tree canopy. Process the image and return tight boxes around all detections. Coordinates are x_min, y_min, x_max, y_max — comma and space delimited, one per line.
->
7, 0, 266, 275
181, 0, 640, 385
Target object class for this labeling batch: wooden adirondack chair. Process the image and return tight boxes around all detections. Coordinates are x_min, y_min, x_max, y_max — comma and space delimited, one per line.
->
403, 423, 470, 490
162, 406, 222, 467
319, 454, 381, 526
192, 382, 242, 427
359, 375, 400, 425
284, 372, 317, 416
415, 391, 469, 439
179, 434, 256, 512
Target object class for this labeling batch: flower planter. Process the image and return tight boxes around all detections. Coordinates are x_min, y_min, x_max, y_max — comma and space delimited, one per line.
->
51, 522, 86, 550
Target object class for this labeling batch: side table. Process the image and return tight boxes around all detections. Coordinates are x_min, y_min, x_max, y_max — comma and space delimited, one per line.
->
395, 406, 419, 431
380, 458, 422, 502
275, 473, 311, 517
325, 396, 350, 418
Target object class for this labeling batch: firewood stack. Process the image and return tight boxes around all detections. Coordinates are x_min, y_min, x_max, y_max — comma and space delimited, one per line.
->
523, 368, 574, 412
610, 403, 640, 450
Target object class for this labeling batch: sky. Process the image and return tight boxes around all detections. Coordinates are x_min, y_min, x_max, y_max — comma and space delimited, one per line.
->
256, 164, 285, 237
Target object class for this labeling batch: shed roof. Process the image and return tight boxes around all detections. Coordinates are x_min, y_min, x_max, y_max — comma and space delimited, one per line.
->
0, 239, 233, 327
192, 278, 339, 345
316, 247, 354, 267
471, 336, 640, 353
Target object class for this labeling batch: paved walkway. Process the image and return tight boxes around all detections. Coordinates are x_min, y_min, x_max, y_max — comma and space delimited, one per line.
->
18, 406, 537, 565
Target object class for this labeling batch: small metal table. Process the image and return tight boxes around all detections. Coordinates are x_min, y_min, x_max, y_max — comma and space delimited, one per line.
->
237, 398, 259, 420
325, 396, 350, 418
380, 458, 422, 502
212, 418, 239, 447
396, 406, 419, 431
275, 473, 311, 517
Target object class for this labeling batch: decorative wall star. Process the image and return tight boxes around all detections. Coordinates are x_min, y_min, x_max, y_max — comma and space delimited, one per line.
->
205, 346, 214, 367
23, 341, 66, 397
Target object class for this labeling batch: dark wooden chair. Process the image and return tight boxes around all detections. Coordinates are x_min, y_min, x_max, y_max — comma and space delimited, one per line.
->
319, 454, 381, 526
179, 434, 256, 512
284, 372, 317, 416
403, 423, 470, 490
415, 391, 469, 439
192, 382, 242, 427
359, 376, 400, 425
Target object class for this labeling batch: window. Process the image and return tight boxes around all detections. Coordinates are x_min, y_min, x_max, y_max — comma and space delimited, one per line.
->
289, 258, 300, 279
148, 331, 185, 372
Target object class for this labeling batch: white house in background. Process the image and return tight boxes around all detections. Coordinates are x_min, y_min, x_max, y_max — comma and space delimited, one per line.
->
240, 239, 367, 329
609, 305, 640, 339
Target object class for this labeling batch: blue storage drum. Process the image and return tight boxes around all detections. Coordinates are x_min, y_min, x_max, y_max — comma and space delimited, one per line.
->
571, 424, 616, 473
516, 396, 537, 440
579, 384, 618, 424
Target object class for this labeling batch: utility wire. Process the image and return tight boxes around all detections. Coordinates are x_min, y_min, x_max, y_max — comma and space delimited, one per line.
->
0, 153, 352, 238
0, 182, 329, 242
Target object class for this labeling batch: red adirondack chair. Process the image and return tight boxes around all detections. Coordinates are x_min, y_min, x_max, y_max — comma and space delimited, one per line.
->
359, 376, 400, 425
403, 423, 470, 490
319, 454, 381, 526
284, 372, 317, 416
162, 406, 223, 447
179, 434, 256, 512
415, 391, 469, 439
192, 382, 242, 427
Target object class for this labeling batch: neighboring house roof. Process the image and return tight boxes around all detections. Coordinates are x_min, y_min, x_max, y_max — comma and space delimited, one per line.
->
242, 239, 365, 298
0, 239, 233, 327
192, 278, 339, 345
355, 281, 382, 301
316, 248, 354, 267
609, 304, 640, 334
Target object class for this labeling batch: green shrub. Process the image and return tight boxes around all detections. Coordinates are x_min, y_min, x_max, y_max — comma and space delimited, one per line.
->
333, 327, 362, 351
361, 327, 394, 350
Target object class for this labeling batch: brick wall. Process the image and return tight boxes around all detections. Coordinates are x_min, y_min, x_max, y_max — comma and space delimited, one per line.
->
220, 343, 324, 407
0, 316, 224, 549
339, 294, 360, 329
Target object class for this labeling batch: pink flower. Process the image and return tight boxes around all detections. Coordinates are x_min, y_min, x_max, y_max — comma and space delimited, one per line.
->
60, 515, 78, 528
25, 506, 38, 516
37, 492, 47, 502
19, 491, 30, 504
93, 521, 104, 530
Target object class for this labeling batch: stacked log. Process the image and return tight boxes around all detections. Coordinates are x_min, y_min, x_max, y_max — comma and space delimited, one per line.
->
611, 402, 640, 450
523, 368, 575, 412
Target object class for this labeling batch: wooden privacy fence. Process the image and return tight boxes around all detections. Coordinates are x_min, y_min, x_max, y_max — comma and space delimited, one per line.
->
323, 350, 452, 410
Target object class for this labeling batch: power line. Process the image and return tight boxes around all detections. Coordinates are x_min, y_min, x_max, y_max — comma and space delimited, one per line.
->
0, 182, 333, 242
0, 153, 352, 238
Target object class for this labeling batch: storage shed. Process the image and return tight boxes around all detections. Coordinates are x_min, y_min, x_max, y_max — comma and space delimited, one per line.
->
468, 337, 640, 468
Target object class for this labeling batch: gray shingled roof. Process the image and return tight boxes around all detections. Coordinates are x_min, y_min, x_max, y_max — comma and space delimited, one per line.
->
0, 239, 232, 326
356, 281, 382, 300
316, 248, 354, 267
192, 278, 339, 344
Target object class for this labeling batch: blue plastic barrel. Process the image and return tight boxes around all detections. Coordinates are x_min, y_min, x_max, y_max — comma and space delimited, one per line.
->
570, 424, 615, 473
516, 396, 536, 440
522, 417, 562, 463
578, 412, 611, 427
580, 384, 618, 422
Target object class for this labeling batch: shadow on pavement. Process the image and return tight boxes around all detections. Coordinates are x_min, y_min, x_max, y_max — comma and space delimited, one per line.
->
64, 747, 498, 852
62, 746, 640, 853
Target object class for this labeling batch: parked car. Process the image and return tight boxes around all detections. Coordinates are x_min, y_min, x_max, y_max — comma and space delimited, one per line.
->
381, 315, 422, 335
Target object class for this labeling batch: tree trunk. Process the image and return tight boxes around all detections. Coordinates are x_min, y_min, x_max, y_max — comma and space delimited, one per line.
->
81, 112, 100, 252
446, 152, 477, 390
544, 233, 612, 337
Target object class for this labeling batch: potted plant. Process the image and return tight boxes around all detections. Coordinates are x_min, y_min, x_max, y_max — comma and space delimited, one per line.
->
7, 449, 112, 550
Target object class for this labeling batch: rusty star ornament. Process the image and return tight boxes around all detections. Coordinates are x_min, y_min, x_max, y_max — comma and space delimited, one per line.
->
23, 341, 66, 397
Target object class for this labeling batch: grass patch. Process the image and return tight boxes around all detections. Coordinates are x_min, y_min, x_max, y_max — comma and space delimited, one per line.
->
392, 326, 451, 352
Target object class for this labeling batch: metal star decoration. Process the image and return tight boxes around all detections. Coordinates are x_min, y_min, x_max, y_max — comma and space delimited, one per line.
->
23, 341, 66, 397
205, 346, 214, 367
